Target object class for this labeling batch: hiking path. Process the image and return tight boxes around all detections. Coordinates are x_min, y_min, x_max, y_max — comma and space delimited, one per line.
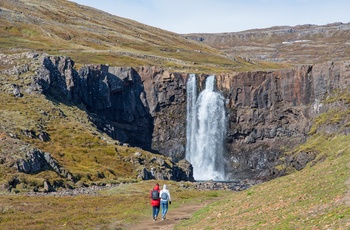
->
129, 198, 220, 230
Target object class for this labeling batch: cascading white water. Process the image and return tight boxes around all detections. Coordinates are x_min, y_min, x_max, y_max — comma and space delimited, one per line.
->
185, 74, 198, 164
186, 75, 226, 181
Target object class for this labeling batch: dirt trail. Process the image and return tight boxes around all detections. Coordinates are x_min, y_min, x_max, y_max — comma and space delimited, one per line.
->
129, 198, 220, 230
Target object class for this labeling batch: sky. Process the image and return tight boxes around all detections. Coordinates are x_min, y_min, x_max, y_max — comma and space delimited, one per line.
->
70, 0, 350, 34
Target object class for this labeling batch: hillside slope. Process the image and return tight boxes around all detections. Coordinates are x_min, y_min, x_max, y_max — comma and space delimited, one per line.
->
177, 139, 350, 229
0, 0, 283, 73
185, 22, 350, 65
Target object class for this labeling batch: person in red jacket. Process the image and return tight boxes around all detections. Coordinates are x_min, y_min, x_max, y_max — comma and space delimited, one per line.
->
150, 183, 161, 221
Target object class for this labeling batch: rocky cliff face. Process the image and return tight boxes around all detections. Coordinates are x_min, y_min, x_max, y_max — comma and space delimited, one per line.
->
32, 56, 154, 150
31, 54, 350, 181
147, 60, 350, 181
216, 61, 350, 179
136, 67, 188, 160
33, 56, 190, 160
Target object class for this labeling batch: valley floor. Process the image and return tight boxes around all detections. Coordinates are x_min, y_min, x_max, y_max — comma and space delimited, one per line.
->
128, 199, 218, 230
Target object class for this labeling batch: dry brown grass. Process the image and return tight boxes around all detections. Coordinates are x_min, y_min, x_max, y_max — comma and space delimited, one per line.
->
0, 0, 285, 73
176, 142, 350, 229
0, 180, 231, 230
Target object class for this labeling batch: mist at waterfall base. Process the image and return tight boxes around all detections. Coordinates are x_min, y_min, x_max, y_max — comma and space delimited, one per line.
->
185, 74, 227, 181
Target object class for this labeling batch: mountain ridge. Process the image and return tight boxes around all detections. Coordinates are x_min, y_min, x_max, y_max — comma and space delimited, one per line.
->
0, 0, 283, 73
184, 22, 350, 65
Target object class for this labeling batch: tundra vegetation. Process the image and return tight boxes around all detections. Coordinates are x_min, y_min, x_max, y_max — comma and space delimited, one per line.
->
0, 0, 349, 229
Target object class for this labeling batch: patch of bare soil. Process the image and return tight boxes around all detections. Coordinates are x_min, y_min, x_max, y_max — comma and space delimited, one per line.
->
129, 198, 220, 230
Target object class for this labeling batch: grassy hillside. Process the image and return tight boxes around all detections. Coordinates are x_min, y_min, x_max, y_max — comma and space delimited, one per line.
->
176, 136, 350, 229
0, 89, 139, 191
0, 0, 285, 73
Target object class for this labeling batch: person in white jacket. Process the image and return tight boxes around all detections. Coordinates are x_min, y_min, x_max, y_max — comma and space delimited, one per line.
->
159, 184, 171, 220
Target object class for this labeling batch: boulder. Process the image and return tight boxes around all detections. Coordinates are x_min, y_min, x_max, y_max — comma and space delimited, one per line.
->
16, 149, 75, 181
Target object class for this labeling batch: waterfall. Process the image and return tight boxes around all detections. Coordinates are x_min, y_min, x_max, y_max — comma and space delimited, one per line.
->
186, 75, 226, 181
185, 74, 198, 165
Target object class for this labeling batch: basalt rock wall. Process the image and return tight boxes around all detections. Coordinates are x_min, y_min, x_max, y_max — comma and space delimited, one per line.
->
33, 56, 189, 158
147, 61, 350, 180
215, 61, 350, 179
33, 55, 350, 180
33, 56, 154, 150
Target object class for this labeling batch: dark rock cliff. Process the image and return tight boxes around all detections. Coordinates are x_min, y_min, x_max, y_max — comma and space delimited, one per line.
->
33, 56, 154, 150
136, 67, 187, 160
32, 55, 350, 181
218, 61, 350, 179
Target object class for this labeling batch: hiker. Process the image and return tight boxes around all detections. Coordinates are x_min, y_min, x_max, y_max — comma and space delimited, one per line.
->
150, 183, 161, 221
159, 184, 171, 220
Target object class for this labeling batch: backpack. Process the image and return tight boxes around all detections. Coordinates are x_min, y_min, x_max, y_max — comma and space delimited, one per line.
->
151, 189, 159, 200
161, 191, 168, 200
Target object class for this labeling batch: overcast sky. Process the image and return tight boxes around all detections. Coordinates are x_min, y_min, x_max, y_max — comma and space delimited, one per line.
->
70, 0, 350, 34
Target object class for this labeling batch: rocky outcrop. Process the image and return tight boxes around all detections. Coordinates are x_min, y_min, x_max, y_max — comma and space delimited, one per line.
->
33, 56, 153, 150
30, 54, 350, 181
16, 149, 75, 181
130, 151, 194, 181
